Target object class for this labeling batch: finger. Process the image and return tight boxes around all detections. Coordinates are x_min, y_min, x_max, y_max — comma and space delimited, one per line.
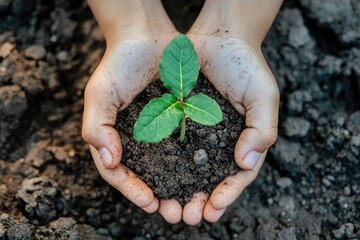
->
203, 201, 226, 223
210, 152, 266, 210
143, 197, 159, 214
183, 192, 209, 225
82, 73, 122, 169
90, 146, 158, 210
158, 199, 182, 224
235, 74, 279, 170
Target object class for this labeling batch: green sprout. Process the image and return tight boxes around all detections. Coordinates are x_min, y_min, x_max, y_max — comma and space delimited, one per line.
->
133, 34, 223, 143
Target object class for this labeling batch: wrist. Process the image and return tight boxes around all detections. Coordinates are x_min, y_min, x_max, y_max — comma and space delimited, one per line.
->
87, 0, 176, 47
189, 0, 283, 46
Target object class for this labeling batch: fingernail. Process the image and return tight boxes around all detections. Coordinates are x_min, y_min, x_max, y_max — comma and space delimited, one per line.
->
99, 147, 112, 168
244, 151, 261, 169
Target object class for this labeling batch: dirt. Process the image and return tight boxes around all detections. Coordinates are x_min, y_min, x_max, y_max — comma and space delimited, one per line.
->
117, 75, 244, 205
0, 0, 359, 239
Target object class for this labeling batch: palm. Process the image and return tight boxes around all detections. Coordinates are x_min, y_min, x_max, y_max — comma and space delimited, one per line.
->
87, 37, 166, 111
189, 35, 277, 114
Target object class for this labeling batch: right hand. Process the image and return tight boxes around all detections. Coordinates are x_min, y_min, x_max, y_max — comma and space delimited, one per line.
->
82, 31, 177, 214
84, 0, 210, 225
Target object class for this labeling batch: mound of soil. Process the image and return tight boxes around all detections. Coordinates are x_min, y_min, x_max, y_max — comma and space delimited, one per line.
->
117, 75, 244, 204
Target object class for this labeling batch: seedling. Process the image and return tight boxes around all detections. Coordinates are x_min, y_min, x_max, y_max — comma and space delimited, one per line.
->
134, 34, 223, 142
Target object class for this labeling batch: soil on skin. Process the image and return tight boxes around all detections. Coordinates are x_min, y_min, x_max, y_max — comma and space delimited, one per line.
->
0, 0, 359, 239
117, 75, 244, 205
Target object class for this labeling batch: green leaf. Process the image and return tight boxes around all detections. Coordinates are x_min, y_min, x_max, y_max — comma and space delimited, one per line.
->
184, 93, 223, 125
134, 94, 184, 142
160, 34, 200, 100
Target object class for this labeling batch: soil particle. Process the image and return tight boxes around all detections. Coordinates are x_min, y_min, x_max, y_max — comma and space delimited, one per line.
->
56, 50, 70, 62
256, 218, 278, 240
287, 90, 312, 114
317, 55, 343, 75
16, 177, 66, 225
276, 177, 293, 189
46, 218, 104, 240
270, 137, 306, 173
276, 9, 314, 49
7, 222, 32, 240
0, 42, 14, 58
343, 186, 351, 196
346, 111, 360, 133
283, 117, 311, 137
279, 196, 296, 218
0, 85, 27, 145
47, 217, 102, 239
24, 45, 46, 60
322, 178, 332, 187
208, 133, 218, 146
350, 134, 360, 155
20, 76, 45, 95
50, 8, 77, 40
193, 149, 208, 165
286, 10, 312, 48
300, 0, 360, 45
0, 85, 27, 117
49, 217, 76, 232
332, 223, 355, 239
108, 222, 122, 238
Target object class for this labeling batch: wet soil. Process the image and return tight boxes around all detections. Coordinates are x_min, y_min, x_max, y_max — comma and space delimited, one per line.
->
0, 0, 359, 239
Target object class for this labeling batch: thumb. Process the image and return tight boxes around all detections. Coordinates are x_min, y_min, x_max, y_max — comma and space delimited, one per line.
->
234, 80, 279, 170
82, 75, 122, 169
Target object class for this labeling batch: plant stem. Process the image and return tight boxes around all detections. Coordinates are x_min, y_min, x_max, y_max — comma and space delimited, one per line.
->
180, 114, 186, 142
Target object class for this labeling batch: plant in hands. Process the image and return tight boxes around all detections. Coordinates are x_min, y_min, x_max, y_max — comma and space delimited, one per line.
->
134, 34, 223, 142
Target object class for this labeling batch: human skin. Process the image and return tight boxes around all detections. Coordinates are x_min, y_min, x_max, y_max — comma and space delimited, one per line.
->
82, 0, 179, 217
83, 0, 282, 225
186, 0, 283, 223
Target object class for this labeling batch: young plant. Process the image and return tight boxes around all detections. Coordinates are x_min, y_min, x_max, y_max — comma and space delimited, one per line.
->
133, 34, 223, 143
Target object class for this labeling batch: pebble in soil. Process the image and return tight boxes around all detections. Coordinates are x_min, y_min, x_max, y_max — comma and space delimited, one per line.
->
116, 75, 245, 205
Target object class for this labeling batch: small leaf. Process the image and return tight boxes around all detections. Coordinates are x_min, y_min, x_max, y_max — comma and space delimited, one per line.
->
184, 93, 223, 125
160, 34, 200, 100
134, 94, 184, 142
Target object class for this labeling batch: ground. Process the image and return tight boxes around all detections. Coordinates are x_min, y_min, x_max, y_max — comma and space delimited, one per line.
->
0, 0, 359, 239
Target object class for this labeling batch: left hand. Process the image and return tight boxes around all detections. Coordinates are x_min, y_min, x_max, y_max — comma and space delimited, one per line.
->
184, 31, 279, 223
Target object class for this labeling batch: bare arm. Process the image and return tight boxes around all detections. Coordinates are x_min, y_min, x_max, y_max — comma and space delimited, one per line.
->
86, 0, 176, 46
190, 0, 283, 45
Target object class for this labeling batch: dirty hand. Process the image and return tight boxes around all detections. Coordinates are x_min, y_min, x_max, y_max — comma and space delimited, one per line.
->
83, 0, 179, 217
184, 0, 282, 223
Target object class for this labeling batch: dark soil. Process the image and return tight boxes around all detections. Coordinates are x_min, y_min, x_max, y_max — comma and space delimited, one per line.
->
0, 0, 359, 239
117, 75, 244, 205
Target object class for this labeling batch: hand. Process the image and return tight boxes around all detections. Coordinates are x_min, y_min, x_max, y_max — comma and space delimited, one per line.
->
187, 32, 279, 222
186, 31, 279, 222
82, 32, 177, 214
83, 0, 195, 224
179, 0, 282, 224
